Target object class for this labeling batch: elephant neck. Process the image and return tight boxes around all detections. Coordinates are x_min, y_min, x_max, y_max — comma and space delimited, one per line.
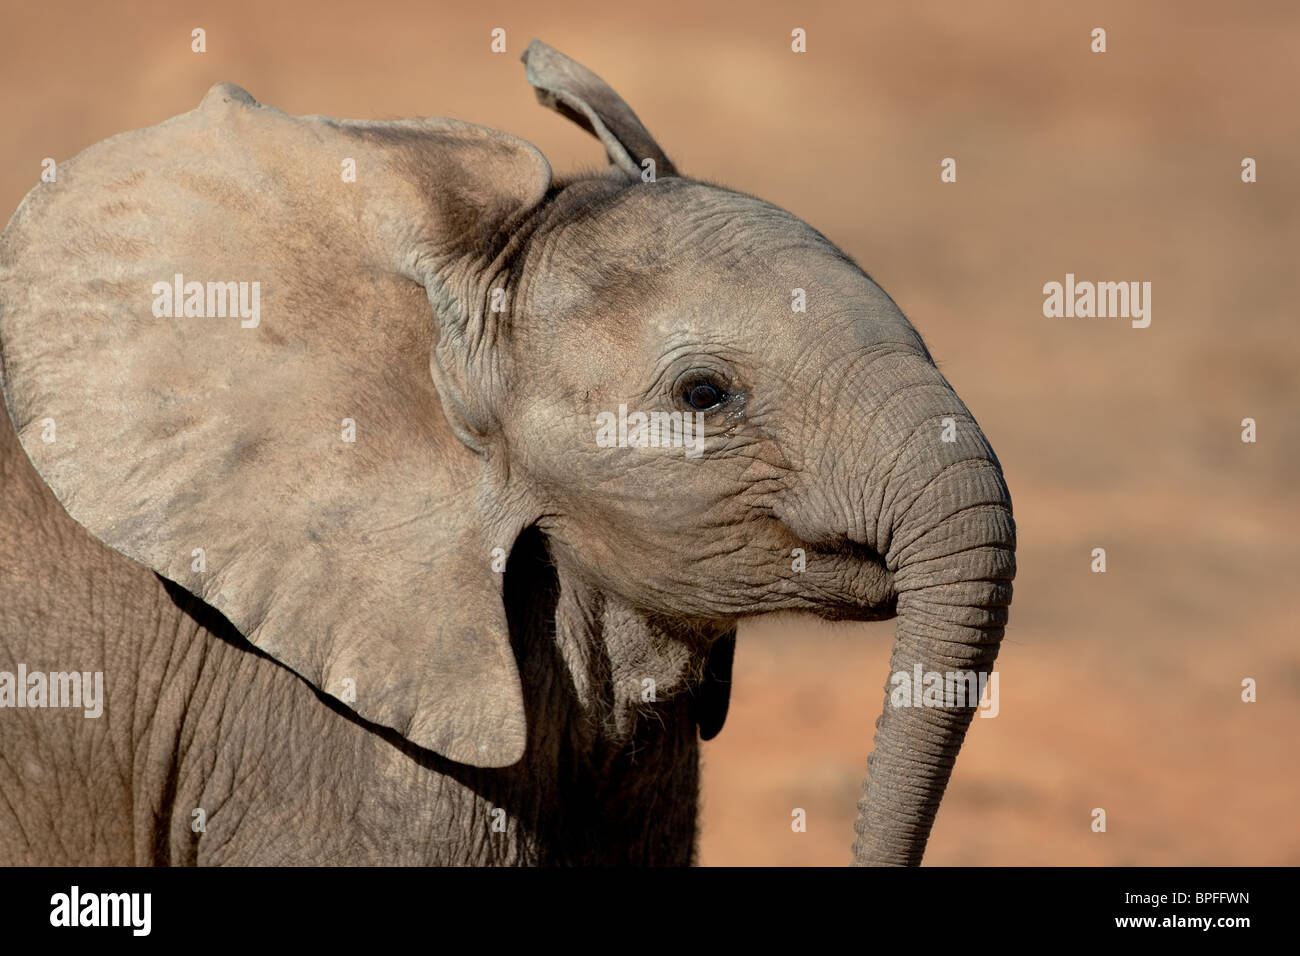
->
470, 528, 702, 862
506, 528, 709, 754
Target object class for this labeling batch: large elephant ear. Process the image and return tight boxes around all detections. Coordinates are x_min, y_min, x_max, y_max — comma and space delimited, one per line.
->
522, 39, 677, 179
0, 83, 553, 767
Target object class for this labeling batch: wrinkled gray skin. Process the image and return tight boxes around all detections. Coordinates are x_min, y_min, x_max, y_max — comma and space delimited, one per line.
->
0, 41, 1014, 865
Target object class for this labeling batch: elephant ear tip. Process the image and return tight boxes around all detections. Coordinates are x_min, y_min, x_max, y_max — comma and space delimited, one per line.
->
421, 724, 527, 769
199, 82, 259, 112
520, 38, 550, 66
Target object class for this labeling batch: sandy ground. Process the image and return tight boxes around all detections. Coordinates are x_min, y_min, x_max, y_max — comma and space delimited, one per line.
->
2, 0, 1296, 864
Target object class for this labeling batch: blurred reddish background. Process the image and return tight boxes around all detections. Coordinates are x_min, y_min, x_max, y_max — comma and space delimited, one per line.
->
3, 0, 1296, 864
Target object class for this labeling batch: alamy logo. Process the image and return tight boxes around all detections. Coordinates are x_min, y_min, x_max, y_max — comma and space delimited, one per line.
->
50, 886, 151, 936
0, 665, 103, 718
594, 404, 705, 458
889, 665, 999, 718
152, 273, 261, 328
1042, 273, 1151, 328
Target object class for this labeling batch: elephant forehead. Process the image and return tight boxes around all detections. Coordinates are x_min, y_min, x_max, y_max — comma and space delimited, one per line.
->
516, 180, 923, 365
530, 180, 800, 276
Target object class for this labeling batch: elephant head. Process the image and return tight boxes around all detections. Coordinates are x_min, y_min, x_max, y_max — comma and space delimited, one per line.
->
0, 40, 1014, 864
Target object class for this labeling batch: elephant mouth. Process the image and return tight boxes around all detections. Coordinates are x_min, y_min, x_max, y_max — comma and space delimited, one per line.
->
815, 600, 898, 624
806, 538, 898, 622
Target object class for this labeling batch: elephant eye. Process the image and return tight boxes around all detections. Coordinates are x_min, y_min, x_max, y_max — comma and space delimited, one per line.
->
677, 373, 730, 411
688, 384, 723, 409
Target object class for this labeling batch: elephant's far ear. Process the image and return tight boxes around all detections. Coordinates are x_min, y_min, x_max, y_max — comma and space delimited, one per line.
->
693, 631, 736, 741
0, 83, 553, 767
522, 39, 677, 179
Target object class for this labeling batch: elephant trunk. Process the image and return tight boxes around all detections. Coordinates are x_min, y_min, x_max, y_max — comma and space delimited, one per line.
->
853, 538, 1014, 865
812, 350, 1016, 865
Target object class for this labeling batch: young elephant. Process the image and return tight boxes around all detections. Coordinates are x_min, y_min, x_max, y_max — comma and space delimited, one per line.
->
0, 40, 1015, 865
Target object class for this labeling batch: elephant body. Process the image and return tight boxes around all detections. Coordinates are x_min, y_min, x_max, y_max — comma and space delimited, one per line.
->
0, 411, 703, 864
